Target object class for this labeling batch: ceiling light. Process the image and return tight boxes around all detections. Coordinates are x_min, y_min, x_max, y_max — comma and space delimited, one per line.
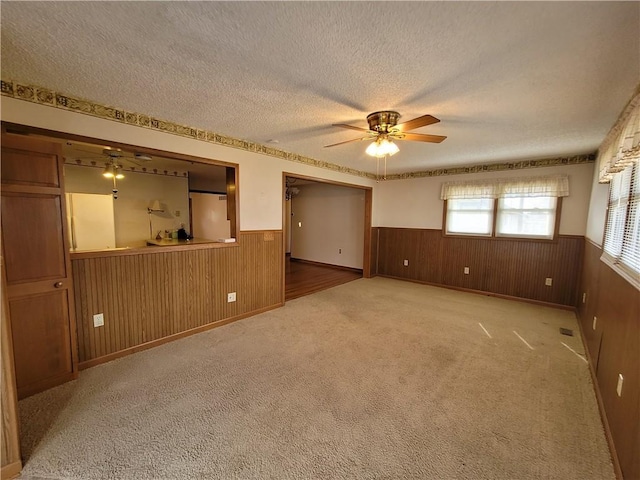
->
102, 164, 115, 178
366, 138, 399, 158
103, 162, 124, 179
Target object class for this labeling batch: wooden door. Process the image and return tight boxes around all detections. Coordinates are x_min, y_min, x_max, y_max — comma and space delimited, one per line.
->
1, 134, 78, 399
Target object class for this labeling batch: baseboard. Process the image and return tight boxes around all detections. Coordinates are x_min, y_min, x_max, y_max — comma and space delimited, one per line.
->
79, 302, 284, 370
575, 312, 623, 480
18, 371, 77, 400
290, 257, 363, 273
376, 275, 576, 311
1, 461, 22, 480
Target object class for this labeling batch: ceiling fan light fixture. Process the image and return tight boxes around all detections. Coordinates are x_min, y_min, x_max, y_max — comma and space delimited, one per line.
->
366, 138, 399, 158
102, 164, 115, 178
103, 163, 124, 179
384, 139, 400, 156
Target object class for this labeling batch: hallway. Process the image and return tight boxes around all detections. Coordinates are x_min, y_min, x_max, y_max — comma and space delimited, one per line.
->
285, 257, 362, 301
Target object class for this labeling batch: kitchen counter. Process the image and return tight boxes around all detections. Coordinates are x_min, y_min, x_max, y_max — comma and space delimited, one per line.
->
146, 237, 220, 247
70, 237, 238, 259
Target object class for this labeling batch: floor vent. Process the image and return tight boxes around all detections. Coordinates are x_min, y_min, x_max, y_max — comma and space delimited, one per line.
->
559, 328, 574, 336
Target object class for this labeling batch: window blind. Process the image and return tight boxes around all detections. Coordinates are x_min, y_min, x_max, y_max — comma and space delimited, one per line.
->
603, 167, 631, 258
603, 162, 640, 283
620, 165, 640, 273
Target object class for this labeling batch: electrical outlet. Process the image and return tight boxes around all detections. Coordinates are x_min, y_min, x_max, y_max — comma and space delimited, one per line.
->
93, 313, 104, 327
545, 277, 553, 286
227, 292, 236, 303
582, 292, 587, 303
464, 267, 470, 275
175, 210, 181, 217
403, 259, 409, 267
592, 316, 597, 330
616, 374, 624, 397
339, 248, 342, 254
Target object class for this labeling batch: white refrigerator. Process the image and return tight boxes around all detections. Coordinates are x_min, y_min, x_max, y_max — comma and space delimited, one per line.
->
65, 193, 117, 251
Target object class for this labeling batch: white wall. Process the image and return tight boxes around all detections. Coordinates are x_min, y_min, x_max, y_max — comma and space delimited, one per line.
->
2, 98, 375, 231
372, 163, 595, 235
585, 166, 610, 246
3, 98, 597, 236
65, 164, 189, 247
190, 193, 231, 240
285, 199, 292, 254
291, 183, 365, 269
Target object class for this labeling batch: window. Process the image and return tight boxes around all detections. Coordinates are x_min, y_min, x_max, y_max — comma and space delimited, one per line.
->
602, 162, 640, 281
496, 196, 557, 239
441, 175, 567, 239
446, 198, 493, 236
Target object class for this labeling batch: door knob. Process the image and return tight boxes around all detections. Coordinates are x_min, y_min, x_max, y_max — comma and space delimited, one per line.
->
54, 281, 63, 288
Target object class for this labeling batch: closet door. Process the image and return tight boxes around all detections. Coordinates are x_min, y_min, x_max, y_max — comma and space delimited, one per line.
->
1, 133, 78, 399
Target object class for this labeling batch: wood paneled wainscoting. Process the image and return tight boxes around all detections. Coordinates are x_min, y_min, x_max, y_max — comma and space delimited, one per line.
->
577, 240, 639, 480
374, 227, 583, 307
71, 231, 283, 368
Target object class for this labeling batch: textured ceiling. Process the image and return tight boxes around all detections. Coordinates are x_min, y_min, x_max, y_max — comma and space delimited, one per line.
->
2, 2, 639, 174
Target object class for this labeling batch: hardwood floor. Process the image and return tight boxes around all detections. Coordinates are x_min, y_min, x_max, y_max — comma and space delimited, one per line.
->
285, 257, 362, 301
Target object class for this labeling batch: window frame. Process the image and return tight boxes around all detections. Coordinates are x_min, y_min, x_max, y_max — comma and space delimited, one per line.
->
443, 197, 562, 242
601, 162, 640, 289
443, 198, 495, 237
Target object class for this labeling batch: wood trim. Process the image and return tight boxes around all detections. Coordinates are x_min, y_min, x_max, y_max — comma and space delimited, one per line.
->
1, 461, 22, 480
226, 167, 239, 238
552, 196, 563, 241
575, 304, 623, 480
70, 242, 240, 259
363, 189, 372, 278
188, 189, 227, 195
0, 259, 21, 475
442, 198, 566, 244
586, 237, 603, 249
71, 230, 283, 365
283, 171, 373, 190
574, 239, 639, 479
376, 274, 577, 311
1, 122, 241, 246
281, 174, 288, 305
290, 257, 363, 273
0, 184, 61, 195
14, 372, 78, 400
376, 227, 583, 306
282, 172, 373, 282
1, 122, 238, 168
78, 303, 283, 370
57, 140, 80, 379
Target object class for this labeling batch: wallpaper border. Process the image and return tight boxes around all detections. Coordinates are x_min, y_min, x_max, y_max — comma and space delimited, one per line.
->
1, 79, 594, 180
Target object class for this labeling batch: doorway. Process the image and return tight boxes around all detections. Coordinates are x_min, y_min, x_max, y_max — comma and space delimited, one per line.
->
283, 173, 372, 301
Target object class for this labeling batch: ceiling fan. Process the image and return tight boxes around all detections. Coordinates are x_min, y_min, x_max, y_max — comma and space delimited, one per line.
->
325, 111, 446, 157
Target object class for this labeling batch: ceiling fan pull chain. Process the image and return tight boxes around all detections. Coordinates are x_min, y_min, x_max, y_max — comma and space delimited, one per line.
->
384, 155, 387, 181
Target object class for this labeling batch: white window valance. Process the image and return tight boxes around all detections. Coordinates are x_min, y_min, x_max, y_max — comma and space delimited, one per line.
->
598, 90, 640, 183
440, 175, 569, 200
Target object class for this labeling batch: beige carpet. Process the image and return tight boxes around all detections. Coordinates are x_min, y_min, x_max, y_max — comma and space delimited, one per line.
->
18, 277, 613, 479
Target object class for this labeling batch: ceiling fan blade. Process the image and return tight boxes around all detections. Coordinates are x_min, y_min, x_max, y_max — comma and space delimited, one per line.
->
395, 114, 440, 132
333, 123, 371, 133
324, 136, 371, 148
397, 132, 447, 143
